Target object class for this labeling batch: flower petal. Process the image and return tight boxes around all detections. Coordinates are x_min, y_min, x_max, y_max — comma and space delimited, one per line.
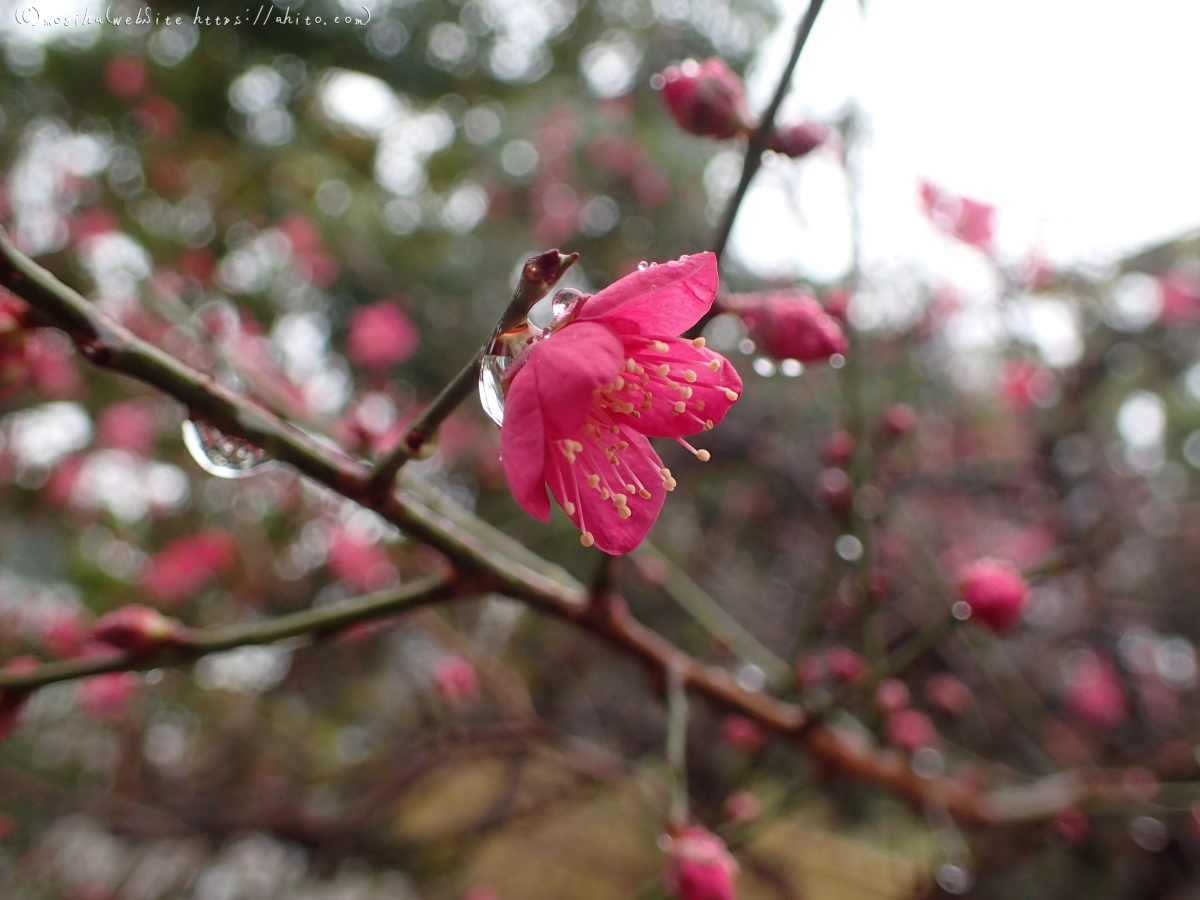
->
576, 252, 718, 336
602, 338, 743, 438
500, 367, 551, 521
546, 424, 666, 555
520, 322, 624, 438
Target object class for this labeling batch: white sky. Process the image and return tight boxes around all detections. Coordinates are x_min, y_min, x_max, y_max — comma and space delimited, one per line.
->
733, 0, 1200, 283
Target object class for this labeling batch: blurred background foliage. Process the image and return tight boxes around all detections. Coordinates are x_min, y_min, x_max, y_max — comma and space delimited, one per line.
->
4, 0, 1200, 898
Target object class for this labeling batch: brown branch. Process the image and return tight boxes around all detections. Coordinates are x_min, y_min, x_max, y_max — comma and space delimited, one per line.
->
0, 227, 1165, 830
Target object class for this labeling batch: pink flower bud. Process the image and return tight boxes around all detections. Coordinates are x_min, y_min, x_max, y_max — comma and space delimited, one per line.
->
822, 430, 855, 465
874, 678, 911, 714
105, 55, 147, 98
721, 715, 765, 752
660, 58, 755, 140
434, 655, 479, 704
44, 612, 88, 659
957, 559, 1029, 632
723, 790, 762, 823
666, 826, 738, 900
794, 653, 824, 689
77, 671, 139, 721
881, 403, 917, 437
826, 645, 865, 684
886, 708, 939, 751
727, 293, 848, 363
924, 673, 972, 716
141, 529, 238, 606
768, 121, 828, 158
1054, 807, 1090, 845
1065, 652, 1126, 728
347, 300, 419, 371
814, 468, 852, 516
91, 605, 190, 657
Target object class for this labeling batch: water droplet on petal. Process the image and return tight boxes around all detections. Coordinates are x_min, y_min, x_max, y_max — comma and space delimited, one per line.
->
479, 354, 509, 427
637, 261, 649, 270
550, 288, 587, 324
181, 420, 276, 479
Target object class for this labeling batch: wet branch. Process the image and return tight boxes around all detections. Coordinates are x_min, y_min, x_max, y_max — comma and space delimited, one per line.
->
0, 227, 1165, 829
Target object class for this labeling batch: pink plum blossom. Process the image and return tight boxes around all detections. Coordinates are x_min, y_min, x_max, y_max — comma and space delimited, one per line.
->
499, 252, 742, 554
1065, 652, 1127, 728
666, 826, 738, 900
919, 181, 995, 250
434, 655, 479, 704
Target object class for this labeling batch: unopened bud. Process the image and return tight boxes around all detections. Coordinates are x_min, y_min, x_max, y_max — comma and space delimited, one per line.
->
826, 645, 865, 684
665, 826, 738, 900
660, 58, 755, 140
957, 559, 1029, 632
886, 708, 939, 751
720, 715, 765, 752
727, 293, 848, 363
91, 605, 190, 656
881, 403, 918, 437
768, 121, 828, 158
434, 655, 479, 704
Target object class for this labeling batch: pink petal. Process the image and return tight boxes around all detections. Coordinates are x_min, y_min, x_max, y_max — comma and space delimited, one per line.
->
604, 338, 743, 438
517, 322, 624, 437
500, 368, 551, 521
577, 252, 718, 336
546, 425, 666, 555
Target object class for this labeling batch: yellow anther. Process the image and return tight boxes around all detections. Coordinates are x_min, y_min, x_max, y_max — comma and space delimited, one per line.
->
653, 340, 669, 352
724, 389, 739, 402
625, 358, 637, 372
663, 477, 677, 491
673, 401, 686, 413
679, 386, 693, 399
586, 474, 600, 488
600, 487, 610, 500
618, 506, 632, 519
638, 488, 651, 499
656, 364, 670, 377
613, 375, 625, 391
613, 493, 628, 507
659, 467, 672, 477
696, 449, 711, 462
684, 369, 697, 383
580, 532, 595, 547
625, 483, 636, 492
692, 337, 706, 349
708, 359, 721, 371
704, 419, 714, 430
563, 501, 576, 515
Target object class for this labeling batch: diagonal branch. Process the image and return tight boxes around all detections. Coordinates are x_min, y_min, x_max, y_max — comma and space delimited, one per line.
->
0, 227, 1165, 830
710, 0, 827, 266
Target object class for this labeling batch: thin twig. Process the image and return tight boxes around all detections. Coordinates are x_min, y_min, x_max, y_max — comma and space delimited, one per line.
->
0, 571, 459, 692
710, 0, 827, 261
365, 249, 578, 493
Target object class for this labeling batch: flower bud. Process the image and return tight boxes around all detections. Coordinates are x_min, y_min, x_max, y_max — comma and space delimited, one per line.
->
721, 715, 765, 752
957, 559, 1028, 632
727, 293, 848, 363
434, 655, 479, 704
886, 708, 939, 751
91, 605, 190, 657
881, 403, 917, 438
768, 121, 828, 158
666, 826, 738, 900
660, 58, 755, 140
924, 673, 972, 716
1065, 652, 1126, 728
826, 645, 865, 684
722, 791, 762, 823
873, 678, 911, 715
815, 468, 852, 515
822, 430, 855, 465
